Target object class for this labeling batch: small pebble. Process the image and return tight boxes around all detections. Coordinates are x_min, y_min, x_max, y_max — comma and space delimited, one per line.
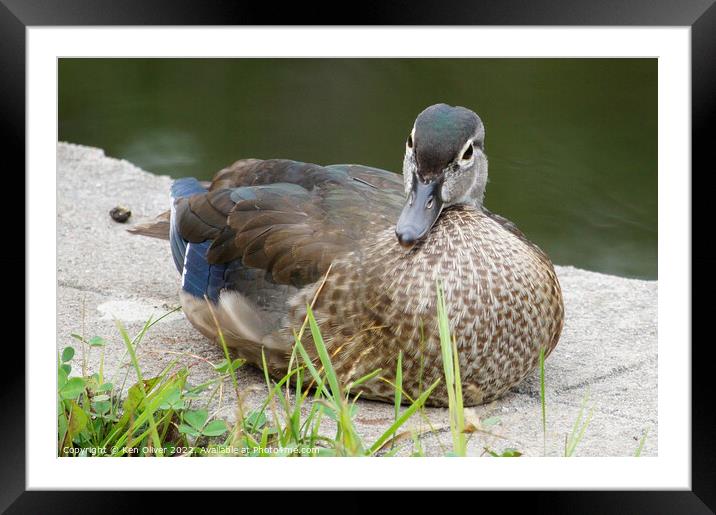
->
109, 206, 132, 223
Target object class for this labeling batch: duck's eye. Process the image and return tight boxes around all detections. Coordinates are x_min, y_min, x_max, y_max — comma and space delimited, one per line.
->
461, 144, 474, 161
407, 134, 413, 149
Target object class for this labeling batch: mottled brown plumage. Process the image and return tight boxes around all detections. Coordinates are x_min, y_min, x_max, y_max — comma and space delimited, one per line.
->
131, 103, 564, 407
295, 207, 563, 406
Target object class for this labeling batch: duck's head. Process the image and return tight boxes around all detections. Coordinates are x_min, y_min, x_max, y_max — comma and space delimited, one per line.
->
396, 103, 487, 248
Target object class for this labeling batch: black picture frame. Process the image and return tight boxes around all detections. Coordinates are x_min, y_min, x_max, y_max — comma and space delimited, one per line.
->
5, 0, 714, 512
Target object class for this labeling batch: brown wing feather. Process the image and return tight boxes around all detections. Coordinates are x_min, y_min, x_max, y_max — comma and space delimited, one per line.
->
173, 159, 404, 288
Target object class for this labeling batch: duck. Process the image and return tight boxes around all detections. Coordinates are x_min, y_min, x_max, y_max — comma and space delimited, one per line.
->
131, 103, 564, 407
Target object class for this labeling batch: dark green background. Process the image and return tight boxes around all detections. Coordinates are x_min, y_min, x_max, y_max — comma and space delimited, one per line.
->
58, 58, 657, 279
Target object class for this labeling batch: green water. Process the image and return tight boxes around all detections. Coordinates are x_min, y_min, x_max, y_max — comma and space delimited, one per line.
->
58, 58, 657, 279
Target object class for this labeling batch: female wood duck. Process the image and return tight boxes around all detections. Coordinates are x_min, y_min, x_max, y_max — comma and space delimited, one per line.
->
132, 104, 564, 407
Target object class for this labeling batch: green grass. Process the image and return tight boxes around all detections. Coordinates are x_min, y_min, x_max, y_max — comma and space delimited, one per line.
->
537, 345, 595, 457
58, 284, 643, 458
564, 389, 594, 457
58, 313, 230, 457
634, 427, 650, 457
58, 296, 443, 457
436, 281, 467, 456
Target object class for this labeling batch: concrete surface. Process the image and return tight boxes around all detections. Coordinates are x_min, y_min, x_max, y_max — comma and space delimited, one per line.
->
56, 142, 658, 456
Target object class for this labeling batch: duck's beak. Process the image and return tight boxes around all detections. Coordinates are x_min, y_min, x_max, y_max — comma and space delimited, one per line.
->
395, 178, 443, 248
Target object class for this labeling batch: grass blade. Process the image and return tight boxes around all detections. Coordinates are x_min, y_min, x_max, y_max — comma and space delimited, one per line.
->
306, 305, 342, 401
369, 379, 440, 455
565, 389, 593, 457
115, 319, 163, 456
394, 350, 403, 422
436, 281, 466, 456
634, 428, 649, 457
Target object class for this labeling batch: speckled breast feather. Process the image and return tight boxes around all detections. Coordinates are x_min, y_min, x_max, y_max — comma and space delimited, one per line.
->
286, 206, 564, 407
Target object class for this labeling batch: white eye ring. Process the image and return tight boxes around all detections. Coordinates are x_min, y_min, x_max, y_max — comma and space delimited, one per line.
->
460, 142, 474, 162
406, 127, 416, 150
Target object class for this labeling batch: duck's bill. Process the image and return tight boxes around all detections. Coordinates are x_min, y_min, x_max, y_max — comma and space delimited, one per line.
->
395, 179, 443, 248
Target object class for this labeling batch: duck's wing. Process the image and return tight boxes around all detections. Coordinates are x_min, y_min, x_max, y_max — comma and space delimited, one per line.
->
174, 159, 405, 289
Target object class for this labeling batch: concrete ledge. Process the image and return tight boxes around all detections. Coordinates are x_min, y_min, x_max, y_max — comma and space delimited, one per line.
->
56, 142, 658, 456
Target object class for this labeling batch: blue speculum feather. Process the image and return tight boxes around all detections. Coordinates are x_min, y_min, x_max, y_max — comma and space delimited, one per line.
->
170, 177, 227, 302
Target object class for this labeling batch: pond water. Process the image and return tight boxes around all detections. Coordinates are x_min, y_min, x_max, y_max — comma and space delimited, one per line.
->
59, 58, 657, 279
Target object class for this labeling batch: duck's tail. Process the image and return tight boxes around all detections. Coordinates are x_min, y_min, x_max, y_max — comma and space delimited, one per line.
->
127, 211, 170, 239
